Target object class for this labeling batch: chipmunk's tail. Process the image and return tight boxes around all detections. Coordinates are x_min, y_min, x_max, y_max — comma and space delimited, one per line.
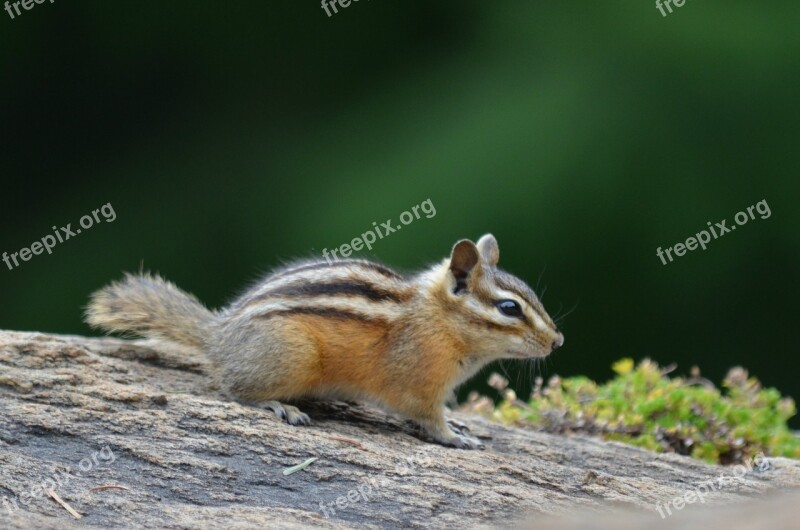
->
85, 273, 216, 350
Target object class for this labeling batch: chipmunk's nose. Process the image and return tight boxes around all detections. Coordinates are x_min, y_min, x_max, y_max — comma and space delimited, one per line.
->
551, 332, 564, 351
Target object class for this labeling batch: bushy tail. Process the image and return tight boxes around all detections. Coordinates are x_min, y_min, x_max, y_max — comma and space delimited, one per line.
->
85, 273, 216, 350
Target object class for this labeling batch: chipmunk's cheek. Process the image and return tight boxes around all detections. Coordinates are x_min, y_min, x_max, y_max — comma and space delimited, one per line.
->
507, 335, 524, 353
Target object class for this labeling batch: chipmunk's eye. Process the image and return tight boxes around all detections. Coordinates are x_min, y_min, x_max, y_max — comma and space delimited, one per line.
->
495, 299, 523, 318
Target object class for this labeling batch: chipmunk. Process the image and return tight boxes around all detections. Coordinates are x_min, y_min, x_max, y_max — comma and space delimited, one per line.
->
85, 234, 563, 449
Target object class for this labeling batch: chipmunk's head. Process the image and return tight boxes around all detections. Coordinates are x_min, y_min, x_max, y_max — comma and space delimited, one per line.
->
437, 234, 563, 360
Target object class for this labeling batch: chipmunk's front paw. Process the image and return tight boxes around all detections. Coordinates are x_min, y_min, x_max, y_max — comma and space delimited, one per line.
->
445, 432, 485, 450
263, 401, 311, 426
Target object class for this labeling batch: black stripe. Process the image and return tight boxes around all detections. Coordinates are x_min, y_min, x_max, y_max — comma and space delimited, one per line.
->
467, 314, 518, 332
256, 306, 387, 324
260, 280, 407, 303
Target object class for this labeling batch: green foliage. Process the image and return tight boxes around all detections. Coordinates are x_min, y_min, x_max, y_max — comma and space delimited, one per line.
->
469, 360, 800, 465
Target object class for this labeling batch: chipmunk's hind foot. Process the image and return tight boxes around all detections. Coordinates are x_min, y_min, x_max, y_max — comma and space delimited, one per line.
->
418, 415, 485, 450
262, 401, 311, 426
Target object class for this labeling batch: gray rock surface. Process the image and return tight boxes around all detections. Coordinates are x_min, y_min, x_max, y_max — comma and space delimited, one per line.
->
1, 330, 799, 529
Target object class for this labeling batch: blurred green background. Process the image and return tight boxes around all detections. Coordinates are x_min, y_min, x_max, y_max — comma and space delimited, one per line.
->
2, 1, 798, 425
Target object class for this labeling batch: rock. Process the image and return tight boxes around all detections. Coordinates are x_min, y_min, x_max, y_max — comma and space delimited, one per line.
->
1, 330, 798, 529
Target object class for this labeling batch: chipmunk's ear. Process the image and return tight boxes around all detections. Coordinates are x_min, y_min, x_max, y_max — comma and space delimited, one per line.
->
449, 239, 481, 289
476, 233, 499, 266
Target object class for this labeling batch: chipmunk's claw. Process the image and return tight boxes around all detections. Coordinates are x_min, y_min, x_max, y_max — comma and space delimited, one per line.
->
446, 418, 471, 434
445, 432, 485, 450
263, 401, 311, 426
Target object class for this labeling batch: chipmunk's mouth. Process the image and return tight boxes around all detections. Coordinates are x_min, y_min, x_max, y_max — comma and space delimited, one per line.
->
508, 347, 551, 360
526, 350, 553, 359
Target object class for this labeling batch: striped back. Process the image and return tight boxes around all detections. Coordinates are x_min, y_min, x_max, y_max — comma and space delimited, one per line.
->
225, 259, 412, 325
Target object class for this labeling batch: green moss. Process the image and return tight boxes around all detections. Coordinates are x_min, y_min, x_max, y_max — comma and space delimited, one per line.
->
468, 359, 800, 465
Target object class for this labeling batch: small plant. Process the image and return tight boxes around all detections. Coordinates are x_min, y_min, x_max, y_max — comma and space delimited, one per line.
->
462, 359, 800, 465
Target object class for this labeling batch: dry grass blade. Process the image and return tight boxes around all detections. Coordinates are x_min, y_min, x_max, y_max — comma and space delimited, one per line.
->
47, 489, 82, 519
326, 435, 366, 450
282, 457, 317, 476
